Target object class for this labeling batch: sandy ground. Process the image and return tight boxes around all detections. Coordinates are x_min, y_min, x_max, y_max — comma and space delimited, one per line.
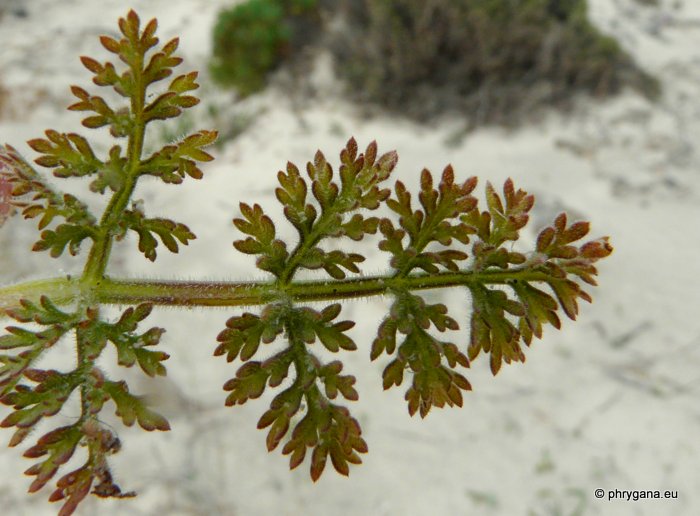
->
1, 0, 700, 515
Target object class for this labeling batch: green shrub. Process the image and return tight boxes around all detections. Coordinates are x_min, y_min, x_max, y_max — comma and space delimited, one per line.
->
210, 0, 287, 96
210, 0, 320, 96
331, 0, 659, 125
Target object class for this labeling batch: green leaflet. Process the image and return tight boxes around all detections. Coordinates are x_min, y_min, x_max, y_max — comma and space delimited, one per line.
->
32, 223, 98, 257
218, 301, 364, 479
0, 292, 169, 515
0, 144, 97, 256
101, 380, 170, 431
375, 171, 612, 409
139, 129, 216, 184
117, 207, 195, 262
221, 138, 398, 479
0, 11, 196, 513
220, 137, 612, 479
372, 290, 471, 418
0, 297, 78, 397
234, 138, 397, 282
27, 131, 101, 178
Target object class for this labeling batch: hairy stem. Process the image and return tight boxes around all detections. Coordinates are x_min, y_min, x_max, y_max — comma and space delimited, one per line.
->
1, 268, 556, 312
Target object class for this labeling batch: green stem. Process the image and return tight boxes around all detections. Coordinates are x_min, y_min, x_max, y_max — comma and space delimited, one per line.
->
0, 268, 556, 312
82, 49, 147, 282
0, 276, 81, 310
279, 169, 360, 285
287, 317, 325, 413
279, 203, 343, 285
398, 196, 456, 278
76, 323, 92, 420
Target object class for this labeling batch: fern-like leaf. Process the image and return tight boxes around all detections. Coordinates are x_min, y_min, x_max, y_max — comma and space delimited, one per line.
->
0, 9, 614, 513
221, 139, 397, 479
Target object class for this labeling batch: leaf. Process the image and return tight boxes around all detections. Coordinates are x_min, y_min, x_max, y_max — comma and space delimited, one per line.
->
1, 369, 83, 430
311, 304, 357, 353
102, 380, 170, 431
22, 425, 82, 493
233, 203, 289, 277
67, 87, 130, 137
119, 208, 195, 261
461, 179, 534, 267
307, 149, 338, 210
250, 138, 398, 281
341, 213, 379, 241
278, 401, 366, 482
382, 167, 477, 275
51, 465, 93, 516
223, 362, 270, 406
338, 138, 397, 211
405, 365, 471, 418
79, 56, 123, 92
32, 223, 97, 257
89, 146, 127, 194
276, 161, 316, 238
511, 281, 561, 345
1, 145, 96, 231
142, 40, 184, 88
468, 284, 524, 375
0, 301, 77, 396
143, 72, 200, 122
318, 360, 359, 401
219, 301, 366, 481
28, 130, 102, 178
372, 290, 469, 416
5, 296, 73, 326
1, 10, 222, 515
79, 304, 169, 377
139, 130, 217, 183
215, 305, 286, 362
371, 318, 398, 360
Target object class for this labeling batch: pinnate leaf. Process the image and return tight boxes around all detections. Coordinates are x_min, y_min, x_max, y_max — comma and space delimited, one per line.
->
1, 369, 83, 430
318, 360, 359, 401
468, 285, 525, 375
98, 102, 613, 494
223, 350, 294, 406
260, 138, 397, 281
28, 130, 102, 178
0, 301, 77, 396
276, 161, 316, 237
67, 87, 131, 137
5, 296, 73, 326
144, 72, 200, 122
88, 145, 127, 194
373, 291, 470, 417
32, 223, 97, 257
381, 166, 477, 274
215, 304, 286, 362
78, 304, 169, 377
46, 421, 133, 515
307, 304, 357, 353
1, 145, 96, 233
22, 424, 82, 494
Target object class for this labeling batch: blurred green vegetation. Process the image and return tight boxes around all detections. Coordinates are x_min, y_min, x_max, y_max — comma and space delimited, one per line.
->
333, 0, 659, 125
210, 0, 319, 96
210, 0, 659, 127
